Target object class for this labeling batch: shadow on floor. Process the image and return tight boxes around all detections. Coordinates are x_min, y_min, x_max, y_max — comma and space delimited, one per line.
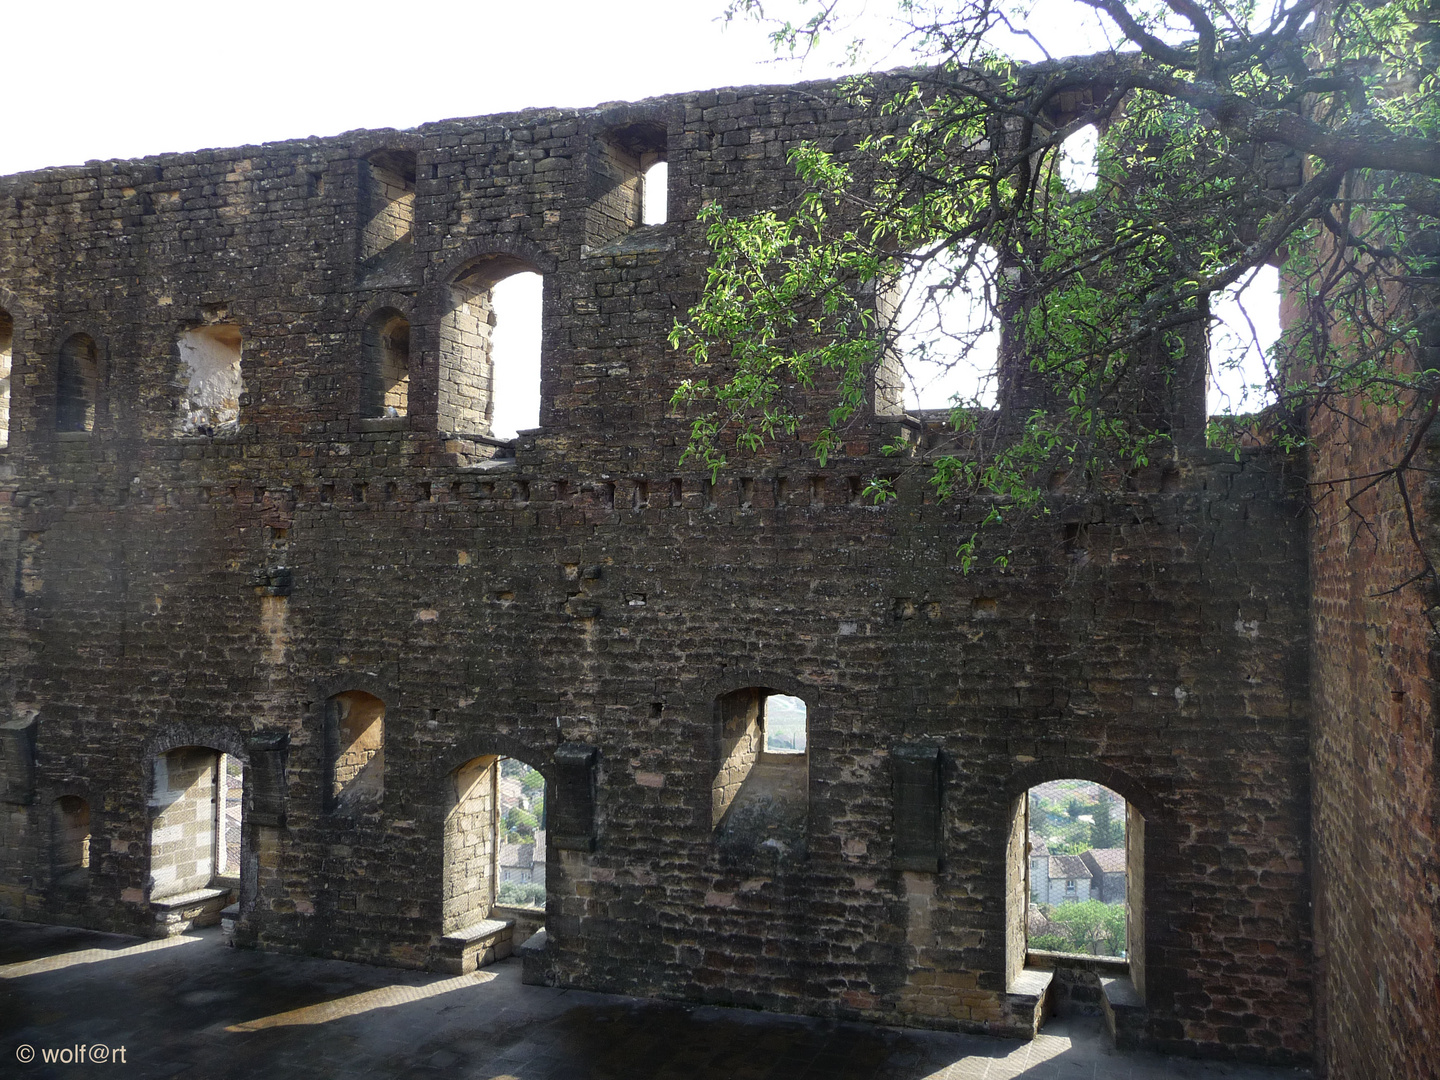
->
0, 920, 1311, 1080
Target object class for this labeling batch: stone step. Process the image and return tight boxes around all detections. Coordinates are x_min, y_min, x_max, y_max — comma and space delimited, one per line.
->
149, 887, 234, 937
431, 917, 515, 974
519, 927, 550, 986
1001, 966, 1055, 1039
1100, 974, 1145, 1050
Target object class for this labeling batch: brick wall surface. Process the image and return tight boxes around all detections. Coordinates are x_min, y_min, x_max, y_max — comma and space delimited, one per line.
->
1305, 321, 1440, 1077
0, 78, 1339, 1067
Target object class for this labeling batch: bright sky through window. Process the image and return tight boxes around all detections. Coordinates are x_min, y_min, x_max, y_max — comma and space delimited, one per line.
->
1209, 265, 1282, 415
489, 273, 543, 440
895, 247, 1001, 411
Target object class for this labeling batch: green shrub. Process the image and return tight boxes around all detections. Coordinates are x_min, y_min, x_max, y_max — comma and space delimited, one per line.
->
497, 881, 545, 907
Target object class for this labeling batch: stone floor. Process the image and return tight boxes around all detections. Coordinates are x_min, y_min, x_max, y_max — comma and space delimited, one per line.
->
1, 920, 1312, 1079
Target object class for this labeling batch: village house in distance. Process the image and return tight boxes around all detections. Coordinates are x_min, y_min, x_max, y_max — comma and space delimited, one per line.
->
0, 68, 1435, 1079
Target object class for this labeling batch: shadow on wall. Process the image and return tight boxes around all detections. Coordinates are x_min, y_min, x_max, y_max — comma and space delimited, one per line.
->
712, 688, 809, 863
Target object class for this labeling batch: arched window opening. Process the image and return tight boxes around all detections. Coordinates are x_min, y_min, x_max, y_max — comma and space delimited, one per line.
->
642, 160, 668, 225
879, 244, 1000, 414
359, 149, 416, 265
1024, 779, 1131, 960
712, 688, 809, 859
0, 306, 12, 448
586, 123, 666, 248
53, 795, 90, 886
1058, 124, 1100, 193
438, 258, 542, 439
441, 755, 548, 970
361, 309, 411, 418
1209, 264, 1281, 418
326, 691, 384, 815
56, 332, 98, 433
176, 324, 243, 436
149, 748, 245, 901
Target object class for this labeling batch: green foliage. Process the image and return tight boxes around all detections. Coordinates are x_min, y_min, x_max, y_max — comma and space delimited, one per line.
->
504, 806, 538, 842
677, 0, 1440, 572
1032, 899, 1127, 956
1090, 799, 1122, 849
497, 881, 546, 908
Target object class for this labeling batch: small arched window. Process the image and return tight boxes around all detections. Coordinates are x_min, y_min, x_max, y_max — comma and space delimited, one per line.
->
326, 690, 385, 814
56, 332, 98, 433
642, 160, 668, 226
361, 309, 410, 418
1007, 775, 1143, 1007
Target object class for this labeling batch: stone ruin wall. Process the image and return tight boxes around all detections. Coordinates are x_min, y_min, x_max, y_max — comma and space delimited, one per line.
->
0, 80, 1320, 1065
1300, 294, 1440, 1075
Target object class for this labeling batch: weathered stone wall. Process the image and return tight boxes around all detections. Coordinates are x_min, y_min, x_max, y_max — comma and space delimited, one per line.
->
1305, 318, 1440, 1077
0, 80, 1315, 1064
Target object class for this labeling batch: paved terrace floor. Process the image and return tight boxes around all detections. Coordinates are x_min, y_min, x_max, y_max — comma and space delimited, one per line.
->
1, 920, 1311, 1080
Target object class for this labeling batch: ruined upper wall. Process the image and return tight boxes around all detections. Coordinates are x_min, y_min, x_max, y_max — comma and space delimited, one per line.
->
0, 78, 917, 472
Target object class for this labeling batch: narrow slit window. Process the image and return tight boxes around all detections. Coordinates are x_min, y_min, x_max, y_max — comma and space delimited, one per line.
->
1058, 124, 1099, 193
495, 757, 547, 911
216, 754, 243, 879
361, 309, 410, 418
0, 306, 12, 448
53, 795, 90, 886
327, 691, 385, 815
642, 160, 668, 225
1208, 264, 1281, 419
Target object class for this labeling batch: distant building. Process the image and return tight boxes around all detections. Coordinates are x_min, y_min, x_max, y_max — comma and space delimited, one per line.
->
1038, 854, 1092, 905
1028, 833, 1050, 904
1082, 848, 1127, 904
499, 830, 546, 886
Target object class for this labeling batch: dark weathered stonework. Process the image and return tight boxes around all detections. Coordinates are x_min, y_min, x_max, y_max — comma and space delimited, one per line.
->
0, 74, 1425, 1075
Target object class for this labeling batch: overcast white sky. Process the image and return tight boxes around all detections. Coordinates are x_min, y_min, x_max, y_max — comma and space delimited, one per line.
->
3, 0, 1130, 176
3, 1, 845, 175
